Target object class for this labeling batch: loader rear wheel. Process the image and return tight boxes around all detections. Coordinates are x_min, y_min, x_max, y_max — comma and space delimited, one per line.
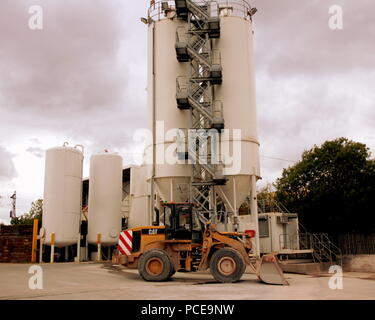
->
138, 249, 172, 282
210, 248, 245, 283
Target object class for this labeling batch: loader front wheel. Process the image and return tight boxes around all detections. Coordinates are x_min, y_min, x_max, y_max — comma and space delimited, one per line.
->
210, 248, 245, 283
138, 249, 172, 282
167, 262, 176, 279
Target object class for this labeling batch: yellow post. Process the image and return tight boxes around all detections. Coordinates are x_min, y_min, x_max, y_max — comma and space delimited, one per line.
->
31, 219, 38, 263
50, 233, 55, 263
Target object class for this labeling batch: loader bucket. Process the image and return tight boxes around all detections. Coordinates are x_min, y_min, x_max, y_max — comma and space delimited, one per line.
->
257, 253, 289, 285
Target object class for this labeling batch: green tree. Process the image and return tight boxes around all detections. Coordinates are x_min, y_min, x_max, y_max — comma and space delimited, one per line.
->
275, 138, 375, 234
10, 199, 43, 225
257, 183, 277, 213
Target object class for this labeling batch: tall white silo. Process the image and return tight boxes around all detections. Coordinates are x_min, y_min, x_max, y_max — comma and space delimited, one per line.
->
87, 152, 123, 245
146, 2, 191, 204
213, 2, 261, 243
42, 143, 84, 247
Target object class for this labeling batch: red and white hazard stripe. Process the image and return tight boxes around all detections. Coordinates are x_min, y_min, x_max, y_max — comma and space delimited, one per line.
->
118, 230, 132, 256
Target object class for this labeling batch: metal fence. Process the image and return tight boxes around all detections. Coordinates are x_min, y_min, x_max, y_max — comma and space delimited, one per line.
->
335, 234, 375, 255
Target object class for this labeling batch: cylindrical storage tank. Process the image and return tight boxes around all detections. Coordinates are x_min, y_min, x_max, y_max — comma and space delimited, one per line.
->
121, 180, 131, 219
127, 165, 151, 228
146, 2, 191, 202
42, 144, 83, 247
214, 2, 261, 213
87, 152, 123, 245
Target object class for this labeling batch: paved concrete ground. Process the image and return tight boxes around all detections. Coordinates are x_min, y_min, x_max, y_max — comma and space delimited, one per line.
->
0, 262, 374, 300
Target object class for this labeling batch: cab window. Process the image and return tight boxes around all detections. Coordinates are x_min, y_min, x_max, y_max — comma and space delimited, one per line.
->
164, 206, 172, 228
177, 206, 191, 230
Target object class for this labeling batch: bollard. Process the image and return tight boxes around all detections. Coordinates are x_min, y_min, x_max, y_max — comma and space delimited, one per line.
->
50, 233, 55, 263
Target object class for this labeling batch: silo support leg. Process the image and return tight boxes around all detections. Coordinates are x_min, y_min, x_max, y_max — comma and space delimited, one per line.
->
250, 175, 260, 257
76, 234, 81, 262
39, 239, 43, 263
97, 233, 102, 262
50, 245, 54, 263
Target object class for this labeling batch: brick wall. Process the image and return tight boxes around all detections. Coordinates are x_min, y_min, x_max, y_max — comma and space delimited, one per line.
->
0, 225, 33, 263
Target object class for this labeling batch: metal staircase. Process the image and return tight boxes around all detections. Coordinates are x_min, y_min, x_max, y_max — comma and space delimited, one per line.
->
299, 231, 343, 266
175, 0, 221, 38
175, 0, 226, 220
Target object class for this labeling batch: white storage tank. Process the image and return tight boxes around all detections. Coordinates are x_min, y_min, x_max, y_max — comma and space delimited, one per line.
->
127, 165, 151, 228
215, 3, 260, 212
146, 2, 191, 203
87, 152, 123, 245
42, 143, 84, 247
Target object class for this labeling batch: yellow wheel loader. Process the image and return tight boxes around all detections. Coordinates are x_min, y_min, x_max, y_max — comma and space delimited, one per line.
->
113, 202, 288, 285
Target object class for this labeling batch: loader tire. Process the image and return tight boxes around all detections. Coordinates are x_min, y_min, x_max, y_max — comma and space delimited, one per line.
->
138, 249, 172, 282
167, 262, 176, 280
209, 247, 245, 283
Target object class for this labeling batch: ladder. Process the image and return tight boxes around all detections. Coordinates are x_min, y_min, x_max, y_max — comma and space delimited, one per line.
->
174, 0, 226, 221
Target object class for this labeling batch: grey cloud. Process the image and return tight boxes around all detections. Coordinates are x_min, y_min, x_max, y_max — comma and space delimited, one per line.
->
0, 0, 374, 189
0, 0, 126, 112
249, 0, 375, 183
0, 0, 147, 152
26, 147, 44, 158
0, 145, 17, 181
256, 71, 375, 183
252, 0, 375, 76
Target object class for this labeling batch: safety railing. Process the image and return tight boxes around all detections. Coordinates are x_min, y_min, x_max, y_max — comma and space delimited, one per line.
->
298, 232, 342, 265
148, 0, 177, 21
149, 0, 254, 21
213, 0, 254, 20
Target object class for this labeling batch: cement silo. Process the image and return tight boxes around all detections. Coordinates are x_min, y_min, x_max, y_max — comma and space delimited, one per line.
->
210, 1, 260, 254
143, 0, 260, 254
147, 1, 191, 205
42, 143, 84, 247
87, 152, 123, 246
215, 1, 260, 215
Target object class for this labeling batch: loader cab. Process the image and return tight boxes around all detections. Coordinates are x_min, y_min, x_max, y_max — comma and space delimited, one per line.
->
162, 203, 193, 240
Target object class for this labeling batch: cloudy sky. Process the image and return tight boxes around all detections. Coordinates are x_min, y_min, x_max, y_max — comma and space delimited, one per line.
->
0, 0, 374, 223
